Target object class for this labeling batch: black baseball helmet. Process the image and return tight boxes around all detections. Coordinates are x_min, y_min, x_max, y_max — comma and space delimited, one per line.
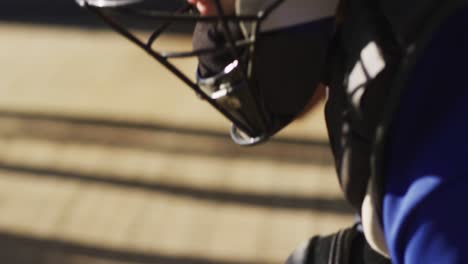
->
76, 0, 337, 145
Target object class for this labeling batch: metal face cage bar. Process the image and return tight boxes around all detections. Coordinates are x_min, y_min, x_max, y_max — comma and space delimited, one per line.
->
78, 0, 286, 140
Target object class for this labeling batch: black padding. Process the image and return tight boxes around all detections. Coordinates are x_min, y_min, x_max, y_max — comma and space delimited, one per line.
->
253, 18, 334, 116
192, 22, 244, 77
298, 225, 391, 264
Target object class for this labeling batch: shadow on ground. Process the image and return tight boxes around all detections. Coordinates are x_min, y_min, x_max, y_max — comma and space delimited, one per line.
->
0, 231, 259, 264
0, 111, 352, 264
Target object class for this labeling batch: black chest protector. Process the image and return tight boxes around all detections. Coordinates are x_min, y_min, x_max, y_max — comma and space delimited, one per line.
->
326, 0, 468, 216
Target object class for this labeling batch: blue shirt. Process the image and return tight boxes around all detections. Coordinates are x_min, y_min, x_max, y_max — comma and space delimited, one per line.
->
383, 8, 468, 264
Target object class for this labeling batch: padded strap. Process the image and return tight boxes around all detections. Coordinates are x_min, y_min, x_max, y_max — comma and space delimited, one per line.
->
285, 225, 391, 264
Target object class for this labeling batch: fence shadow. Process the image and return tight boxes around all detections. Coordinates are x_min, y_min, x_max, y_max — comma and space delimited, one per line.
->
0, 163, 353, 215
0, 231, 260, 264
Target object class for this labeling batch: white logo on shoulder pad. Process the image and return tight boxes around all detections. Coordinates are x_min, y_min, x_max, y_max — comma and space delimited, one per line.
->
348, 41, 386, 108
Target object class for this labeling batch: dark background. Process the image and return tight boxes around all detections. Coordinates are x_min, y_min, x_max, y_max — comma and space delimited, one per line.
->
0, 0, 186, 28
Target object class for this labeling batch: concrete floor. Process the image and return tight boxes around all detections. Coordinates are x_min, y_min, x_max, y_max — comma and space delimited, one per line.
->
0, 23, 354, 264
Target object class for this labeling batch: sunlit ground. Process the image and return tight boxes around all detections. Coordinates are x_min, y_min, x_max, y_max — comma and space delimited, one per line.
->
0, 22, 353, 264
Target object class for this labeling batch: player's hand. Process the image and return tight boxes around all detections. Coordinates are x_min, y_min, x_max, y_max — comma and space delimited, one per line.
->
187, 0, 235, 16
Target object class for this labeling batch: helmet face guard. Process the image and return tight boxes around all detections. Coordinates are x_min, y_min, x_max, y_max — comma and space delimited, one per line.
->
76, 0, 328, 146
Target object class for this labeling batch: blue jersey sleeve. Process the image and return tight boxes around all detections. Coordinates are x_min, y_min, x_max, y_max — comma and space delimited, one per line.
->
383, 8, 468, 264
